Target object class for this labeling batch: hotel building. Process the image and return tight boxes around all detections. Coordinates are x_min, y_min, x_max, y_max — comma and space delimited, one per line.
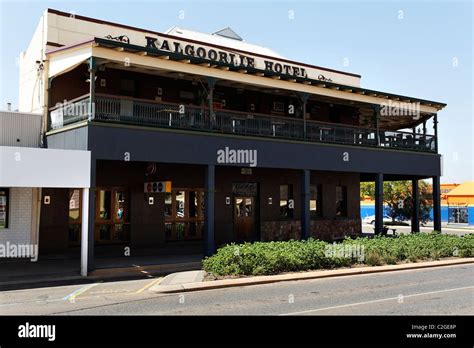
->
11, 9, 446, 274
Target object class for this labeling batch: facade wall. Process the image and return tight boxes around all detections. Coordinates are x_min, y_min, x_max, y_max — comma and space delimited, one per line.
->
0, 111, 42, 147
0, 188, 33, 246
43, 10, 361, 86
18, 14, 47, 114
39, 188, 70, 254
79, 124, 441, 178
214, 167, 303, 245
38, 160, 362, 253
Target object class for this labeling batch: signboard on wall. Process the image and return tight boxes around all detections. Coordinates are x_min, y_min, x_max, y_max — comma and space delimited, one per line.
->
0, 189, 9, 229
144, 181, 172, 193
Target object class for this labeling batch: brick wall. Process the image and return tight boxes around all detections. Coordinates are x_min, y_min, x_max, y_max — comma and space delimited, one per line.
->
310, 219, 362, 241
0, 187, 33, 246
260, 218, 361, 242
260, 220, 301, 241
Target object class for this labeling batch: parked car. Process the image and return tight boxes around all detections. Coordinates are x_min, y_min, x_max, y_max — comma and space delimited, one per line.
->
363, 215, 393, 225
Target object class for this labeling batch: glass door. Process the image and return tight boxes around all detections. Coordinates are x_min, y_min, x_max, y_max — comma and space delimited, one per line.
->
95, 188, 130, 244
164, 188, 205, 241
234, 196, 255, 240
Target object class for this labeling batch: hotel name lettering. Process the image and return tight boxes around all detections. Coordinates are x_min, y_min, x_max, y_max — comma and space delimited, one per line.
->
145, 36, 308, 78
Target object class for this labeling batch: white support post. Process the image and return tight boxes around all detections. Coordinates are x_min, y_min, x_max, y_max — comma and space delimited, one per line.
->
81, 188, 89, 276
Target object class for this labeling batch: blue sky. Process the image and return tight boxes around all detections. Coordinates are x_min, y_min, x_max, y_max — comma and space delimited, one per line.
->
0, 0, 472, 183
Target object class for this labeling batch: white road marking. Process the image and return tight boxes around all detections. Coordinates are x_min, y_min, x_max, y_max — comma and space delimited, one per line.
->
135, 277, 163, 294
0, 298, 65, 307
62, 283, 100, 301
280, 285, 474, 316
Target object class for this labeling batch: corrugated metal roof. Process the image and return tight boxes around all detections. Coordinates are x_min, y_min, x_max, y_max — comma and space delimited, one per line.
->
165, 26, 285, 59
446, 182, 474, 196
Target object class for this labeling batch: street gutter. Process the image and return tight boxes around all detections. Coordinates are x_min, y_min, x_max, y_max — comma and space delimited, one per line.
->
149, 258, 474, 294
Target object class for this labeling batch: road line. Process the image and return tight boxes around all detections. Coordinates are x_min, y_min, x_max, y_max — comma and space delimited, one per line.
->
62, 283, 100, 301
280, 285, 474, 316
135, 277, 163, 294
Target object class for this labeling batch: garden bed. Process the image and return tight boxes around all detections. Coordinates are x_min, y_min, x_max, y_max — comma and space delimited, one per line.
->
203, 232, 473, 277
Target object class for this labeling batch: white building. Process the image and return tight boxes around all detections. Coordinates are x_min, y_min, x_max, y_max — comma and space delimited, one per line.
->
0, 110, 91, 274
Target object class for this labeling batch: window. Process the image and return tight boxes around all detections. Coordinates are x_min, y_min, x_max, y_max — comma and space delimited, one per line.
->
448, 206, 468, 224
95, 188, 130, 244
310, 184, 322, 218
97, 190, 112, 221
165, 189, 205, 240
164, 193, 172, 218
280, 184, 294, 218
336, 185, 348, 217
0, 188, 9, 229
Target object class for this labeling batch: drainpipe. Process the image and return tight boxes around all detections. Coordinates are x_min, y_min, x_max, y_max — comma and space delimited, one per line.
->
42, 60, 50, 147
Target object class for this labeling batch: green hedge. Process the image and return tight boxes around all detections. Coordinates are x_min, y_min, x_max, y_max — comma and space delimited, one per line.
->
202, 232, 474, 276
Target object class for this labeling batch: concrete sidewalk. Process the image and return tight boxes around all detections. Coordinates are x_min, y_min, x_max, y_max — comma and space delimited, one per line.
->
149, 258, 474, 294
0, 254, 202, 291
159, 270, 205, 286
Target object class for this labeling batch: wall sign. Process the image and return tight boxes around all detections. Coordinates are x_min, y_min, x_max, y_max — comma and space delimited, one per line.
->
144, 36, 308, 79
144, 181, 172, 193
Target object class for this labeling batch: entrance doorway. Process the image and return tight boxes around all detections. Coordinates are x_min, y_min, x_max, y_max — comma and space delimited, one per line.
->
234, 196, 255, 239
448, 206, 469, 224
232, 183, 259, 241
94, 188, 130, 244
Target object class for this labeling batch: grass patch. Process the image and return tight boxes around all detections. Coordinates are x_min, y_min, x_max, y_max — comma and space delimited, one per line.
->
202, 232, 473, 277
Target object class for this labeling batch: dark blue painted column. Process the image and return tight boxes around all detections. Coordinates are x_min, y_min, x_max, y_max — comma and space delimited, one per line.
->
432, 176, 442, 232
411, 179, 420, 233
204, 164, 215, 256
301, 169, 311, 239
300, 93, 309, 140
374, 173, 384, 235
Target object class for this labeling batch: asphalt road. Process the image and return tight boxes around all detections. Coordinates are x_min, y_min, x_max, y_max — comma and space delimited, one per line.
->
1, 263, 472, 315
361, 223, 473, 236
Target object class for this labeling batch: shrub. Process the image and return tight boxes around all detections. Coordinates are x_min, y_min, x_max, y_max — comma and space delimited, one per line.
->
365, 251, 384, 266
202, 232, 474, 277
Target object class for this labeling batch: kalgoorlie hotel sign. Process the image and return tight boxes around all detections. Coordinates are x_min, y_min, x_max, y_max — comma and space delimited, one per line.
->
139, 35, 347, 84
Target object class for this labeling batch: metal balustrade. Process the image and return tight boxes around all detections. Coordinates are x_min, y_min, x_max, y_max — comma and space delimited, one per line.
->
50, 97, 91, 128
49, 95, 437, 153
